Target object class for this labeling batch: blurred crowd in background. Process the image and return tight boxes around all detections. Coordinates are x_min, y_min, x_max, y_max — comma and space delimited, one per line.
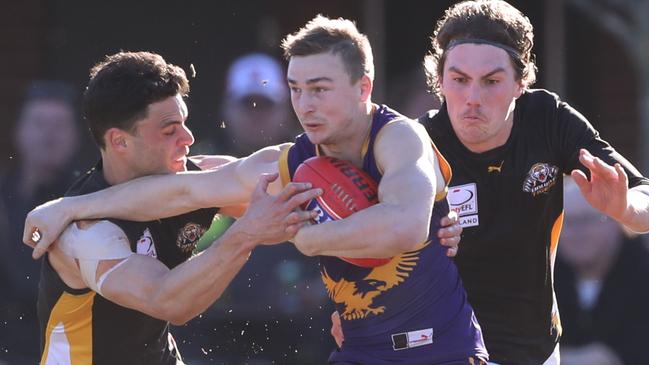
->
2, 1, 649, 364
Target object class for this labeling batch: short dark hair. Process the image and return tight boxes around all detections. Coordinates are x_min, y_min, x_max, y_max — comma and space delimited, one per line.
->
281, 15, 374, 83
424, 0, 537, 97
83, 51, 189, 149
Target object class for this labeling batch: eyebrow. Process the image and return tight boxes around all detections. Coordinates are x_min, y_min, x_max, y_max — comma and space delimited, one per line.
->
287, 76, 334, 85
160, 119, 183, 128
447, 66, 506, 79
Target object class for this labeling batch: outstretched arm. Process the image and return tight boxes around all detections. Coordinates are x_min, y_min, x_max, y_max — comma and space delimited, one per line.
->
572, 148, 649, 233
292, 120, 441, 258
50, 174, 319, 325
24, 144, 292, 258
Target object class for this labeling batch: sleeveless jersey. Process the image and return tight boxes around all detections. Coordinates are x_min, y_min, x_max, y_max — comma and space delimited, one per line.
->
38, 160, 217, 365
280, 104, 487, 364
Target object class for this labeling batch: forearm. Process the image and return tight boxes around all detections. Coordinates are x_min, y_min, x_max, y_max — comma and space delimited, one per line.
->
65, 175, 195, 222
294, 203, 430, 258
148, 224, 255, 324
620, 186, 649, 233
69, 164, 248, 222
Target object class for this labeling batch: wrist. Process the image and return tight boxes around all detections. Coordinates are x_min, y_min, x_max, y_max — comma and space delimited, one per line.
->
225, 219, 260, 253
293, 226, 319, 256
62, 196, 82, 223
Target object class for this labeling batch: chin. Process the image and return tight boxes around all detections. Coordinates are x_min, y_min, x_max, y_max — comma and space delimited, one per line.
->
168, 161, 187, 173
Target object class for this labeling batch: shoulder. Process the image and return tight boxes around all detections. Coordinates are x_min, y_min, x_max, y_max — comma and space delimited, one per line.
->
65, 164, 105, 197
244, 143, 293, 164
375, 118, 433, 167
379, 117, 429, 145
58, 220, 133, 260
521, 88, 561, 106
189, 155, 238, 171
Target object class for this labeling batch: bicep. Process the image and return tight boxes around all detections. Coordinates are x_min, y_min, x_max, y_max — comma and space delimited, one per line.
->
375, 121, 437, 208
98, 254, 170, 315
58, 220, 172, 314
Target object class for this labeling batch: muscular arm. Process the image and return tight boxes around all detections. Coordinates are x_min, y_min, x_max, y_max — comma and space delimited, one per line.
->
50, 219, 252, 325
24, 144, 292, 257
293, 120, 441, 258
50, 174, 319, 325
73, 145, 289, 220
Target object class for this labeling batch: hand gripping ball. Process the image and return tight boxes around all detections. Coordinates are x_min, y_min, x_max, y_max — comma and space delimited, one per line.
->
293, 156, 392, 267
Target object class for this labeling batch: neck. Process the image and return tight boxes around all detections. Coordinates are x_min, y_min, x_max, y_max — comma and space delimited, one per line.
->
100, 150, 141, 185
320, 103, 373, 167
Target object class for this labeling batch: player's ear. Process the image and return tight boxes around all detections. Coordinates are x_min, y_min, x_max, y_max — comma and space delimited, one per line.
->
513, 79, 525, 99
359, 74, 373, 102
106, 128, 130, 152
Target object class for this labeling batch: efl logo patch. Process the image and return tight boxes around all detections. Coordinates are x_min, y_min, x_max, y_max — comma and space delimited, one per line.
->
447, 183, 479, 228
523, 163, 559, 196
136, 228, 157, 258
306, 198, 341, 224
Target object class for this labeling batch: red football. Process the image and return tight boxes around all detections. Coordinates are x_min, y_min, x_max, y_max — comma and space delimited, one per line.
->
293, 156, 392, 268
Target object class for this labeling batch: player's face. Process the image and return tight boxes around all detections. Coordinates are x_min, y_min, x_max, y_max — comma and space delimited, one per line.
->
440, 43, 523, 153
287, 52, 365, 146
128, 94, 194, 174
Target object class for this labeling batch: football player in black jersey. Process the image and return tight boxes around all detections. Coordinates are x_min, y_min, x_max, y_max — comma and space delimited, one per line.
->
28, 51, 320, 364
415, 1, 649, 364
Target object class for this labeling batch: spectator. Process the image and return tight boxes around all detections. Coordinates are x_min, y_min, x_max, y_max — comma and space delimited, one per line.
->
555, 179, 649, 365
0, 80, 80, 363
216, 53, 299, 156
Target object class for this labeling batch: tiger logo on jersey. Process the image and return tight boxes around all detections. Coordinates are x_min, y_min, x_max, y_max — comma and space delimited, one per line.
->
321, 249, 421, 320
176, 222, 206, 253
523, 163, 559, 196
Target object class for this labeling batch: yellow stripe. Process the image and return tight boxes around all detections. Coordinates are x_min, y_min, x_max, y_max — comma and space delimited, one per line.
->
432, 140, 452, 202
549, 212, 564, 266
41, 291, 95, 364
278, 145, 292, 187
550, 212, 564, 337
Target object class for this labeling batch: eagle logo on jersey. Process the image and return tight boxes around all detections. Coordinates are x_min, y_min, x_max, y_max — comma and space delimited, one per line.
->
176, 223, 206, 253
523, 163, 559, 196
321, 249, 421, 320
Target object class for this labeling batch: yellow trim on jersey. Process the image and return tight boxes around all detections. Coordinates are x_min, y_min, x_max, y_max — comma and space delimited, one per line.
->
549, 211, 564, 337
431, 140, 452, 202
278, 145, 292, 187
549, 212, 564, 270
41, 291, 95, 364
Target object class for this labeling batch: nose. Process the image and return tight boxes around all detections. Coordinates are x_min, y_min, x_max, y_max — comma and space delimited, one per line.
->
293, 92, 315, 117
466, 82, 482, 106
179, 124, 195, 147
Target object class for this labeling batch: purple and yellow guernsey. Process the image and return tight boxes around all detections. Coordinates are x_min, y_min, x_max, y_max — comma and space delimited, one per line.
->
279, 105, 487, 364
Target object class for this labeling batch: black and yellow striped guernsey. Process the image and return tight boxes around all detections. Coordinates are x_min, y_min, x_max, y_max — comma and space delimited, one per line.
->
420, 89, 649, 364
38, 160, 217, 365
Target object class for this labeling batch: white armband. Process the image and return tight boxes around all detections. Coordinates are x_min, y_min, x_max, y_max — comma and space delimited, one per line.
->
59, 220, 133, 295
